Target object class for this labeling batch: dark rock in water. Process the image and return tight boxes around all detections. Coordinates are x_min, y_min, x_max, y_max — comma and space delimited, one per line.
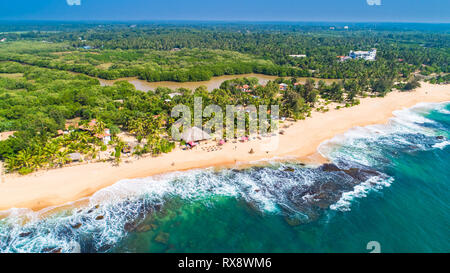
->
71, 223, 82, 229
42, 247, 62, 253
97, 244, 112, 252
436, 135, 444, 140
254, 188, 260, 193
136, 223, 156, 233
284, 216, 301, 226
283, 167, 295, 172
342, 168, 362, 180
137, 224, 151, 233
321, 163, 341, 172
298, 163, 306, 167
51, 248, 62, 253
342, 168, 379, 182
314, 197, 332, 209
95, 215, 104, 220
321, 181, 340, 192
19, 231, 32, 237
87, 209, 93, 214
94, 204, 99, 209
154, 204, 162, 211
154, 232, 170, 244
124, 221, 138, 232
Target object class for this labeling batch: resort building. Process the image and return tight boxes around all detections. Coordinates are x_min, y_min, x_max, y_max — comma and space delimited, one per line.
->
338, 49, 377, 61
236, 84, 252, 92
348, 48, 377, 61
95, 128, 111, 145
289, 54, 307, 58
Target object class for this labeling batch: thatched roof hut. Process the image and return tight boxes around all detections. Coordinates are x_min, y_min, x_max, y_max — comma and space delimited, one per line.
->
181, 127, 211, 143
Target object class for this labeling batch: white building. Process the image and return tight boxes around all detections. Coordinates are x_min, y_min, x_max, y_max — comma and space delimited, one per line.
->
95, 128, 111, 145
349, 48, 377, 61
168, 92, 183, 98
289, 54, 307, 58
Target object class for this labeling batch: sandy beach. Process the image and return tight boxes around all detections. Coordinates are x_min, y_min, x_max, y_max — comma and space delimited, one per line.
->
0, 82, 449, 211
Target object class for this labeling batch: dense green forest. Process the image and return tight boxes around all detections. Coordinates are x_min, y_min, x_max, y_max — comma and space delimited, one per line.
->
1, 23, 449, 81
0, 22, 448, 174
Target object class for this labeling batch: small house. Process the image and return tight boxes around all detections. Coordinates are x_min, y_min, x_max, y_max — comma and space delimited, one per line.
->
279, 83, 288, 91
95, 128, 111, 145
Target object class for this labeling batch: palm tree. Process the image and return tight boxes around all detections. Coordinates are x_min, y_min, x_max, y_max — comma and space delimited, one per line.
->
44, 142, 60, 167
5, 156, 18, 172
55, 150, 70, 167
79, 132, 92, 144
94, 120, 107, 135
16, 149, 33, 169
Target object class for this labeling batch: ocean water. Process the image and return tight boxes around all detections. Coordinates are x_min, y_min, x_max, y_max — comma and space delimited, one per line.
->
0, 102, 449, 253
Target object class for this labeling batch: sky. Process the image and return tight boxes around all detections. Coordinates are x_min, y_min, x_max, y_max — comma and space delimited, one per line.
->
0, 0, 449, 23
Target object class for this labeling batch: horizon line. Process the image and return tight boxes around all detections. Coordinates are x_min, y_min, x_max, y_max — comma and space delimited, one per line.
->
1, 19, 449, 24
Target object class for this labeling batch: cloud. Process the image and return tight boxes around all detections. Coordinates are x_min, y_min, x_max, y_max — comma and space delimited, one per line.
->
67, 0, 81, 6
366, 0, 381, 5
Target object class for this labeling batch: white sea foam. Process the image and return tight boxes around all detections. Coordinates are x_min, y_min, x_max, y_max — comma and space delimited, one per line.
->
330, 176, 394, 212
432, 140, 450, 149
319, 101, 449, 164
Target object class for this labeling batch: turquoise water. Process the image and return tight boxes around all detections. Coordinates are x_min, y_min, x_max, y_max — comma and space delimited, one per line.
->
0, 102, 449, 253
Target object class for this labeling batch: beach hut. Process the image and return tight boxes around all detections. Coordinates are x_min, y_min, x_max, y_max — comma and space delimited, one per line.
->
181, 127, 211, 143
69, 153, 82, 162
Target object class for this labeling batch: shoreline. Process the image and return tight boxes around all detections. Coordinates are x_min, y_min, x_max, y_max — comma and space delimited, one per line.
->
0, 82, 449, 211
